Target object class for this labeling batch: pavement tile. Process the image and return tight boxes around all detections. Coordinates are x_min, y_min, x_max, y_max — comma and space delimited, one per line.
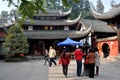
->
48, 56, 120, 80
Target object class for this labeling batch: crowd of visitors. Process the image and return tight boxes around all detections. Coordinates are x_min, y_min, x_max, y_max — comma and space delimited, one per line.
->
43, 45, 100, 79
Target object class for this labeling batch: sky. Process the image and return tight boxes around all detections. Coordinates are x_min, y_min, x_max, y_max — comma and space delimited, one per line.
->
89, 0, 120, 12
0, 0, 120, 13
0, 0, 17, 13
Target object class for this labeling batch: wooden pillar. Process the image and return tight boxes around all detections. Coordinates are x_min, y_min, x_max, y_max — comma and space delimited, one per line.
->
117, 23, 120, 54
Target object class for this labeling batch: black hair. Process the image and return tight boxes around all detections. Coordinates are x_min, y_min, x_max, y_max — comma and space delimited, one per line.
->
95, 47, 98, 51
62, 50, 67, 58
89, 48, 94, 53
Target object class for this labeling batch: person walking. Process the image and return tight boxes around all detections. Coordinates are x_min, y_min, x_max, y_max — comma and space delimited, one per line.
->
94, 47, 100, 76
43, 49, 49, 65
58, 50, 70, 78
74, 46, 85, 77
49, 46, 57, 67
86, 48, 96, 78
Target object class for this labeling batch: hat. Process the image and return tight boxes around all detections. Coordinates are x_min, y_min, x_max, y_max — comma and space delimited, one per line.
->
76, 45, 79, 48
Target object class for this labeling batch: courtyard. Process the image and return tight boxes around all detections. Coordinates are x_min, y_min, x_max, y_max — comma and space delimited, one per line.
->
0, 56, 120, 80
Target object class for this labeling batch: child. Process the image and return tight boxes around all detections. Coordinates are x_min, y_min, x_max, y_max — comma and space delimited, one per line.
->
44, 49, 49, 65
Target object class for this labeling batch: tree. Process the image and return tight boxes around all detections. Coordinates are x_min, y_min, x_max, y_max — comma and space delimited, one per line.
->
3, 0, 80, 20
0, 10, 15, 24
3, 23, 29, 55
84, 0, 90, 11
96, 0, 104, 13
2, 0, 95, 20
0, 11, 9, 23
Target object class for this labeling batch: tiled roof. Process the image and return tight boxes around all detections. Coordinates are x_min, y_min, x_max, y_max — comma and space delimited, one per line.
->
81, 19, 116, 33
24, 26, 91, 39
24, 13, 81, 26
35, 8, 72, 17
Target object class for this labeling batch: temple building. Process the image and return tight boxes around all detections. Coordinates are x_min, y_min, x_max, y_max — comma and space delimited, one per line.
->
0, 7, 118, 58
90, 3, 120, 57
81, 19, 117, 57
0, 9, 91, 56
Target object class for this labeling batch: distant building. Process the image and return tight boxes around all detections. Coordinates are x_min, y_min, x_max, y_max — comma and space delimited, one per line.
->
90, 3, 120, 57
0, 9, 91, 56
81, 19, 117, 57
0, 8, 117, 57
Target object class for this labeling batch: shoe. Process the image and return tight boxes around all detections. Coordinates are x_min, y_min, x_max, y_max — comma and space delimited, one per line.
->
65, 75, 67, 78
55, 63, 57, 66
80, 75, 83, 77
95, 74, 98, 76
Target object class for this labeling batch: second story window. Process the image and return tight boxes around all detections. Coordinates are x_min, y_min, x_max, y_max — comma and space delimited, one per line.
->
50, 26, 53, 30
41, 16, 45, 20
28, 26, 33, 31
46, 17, 51, 20
52, 17, 56, 20
64, 26, 69, 30
45, 26, 48, 30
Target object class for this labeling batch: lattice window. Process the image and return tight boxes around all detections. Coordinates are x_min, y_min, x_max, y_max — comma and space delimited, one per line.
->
28, 26, 33, 30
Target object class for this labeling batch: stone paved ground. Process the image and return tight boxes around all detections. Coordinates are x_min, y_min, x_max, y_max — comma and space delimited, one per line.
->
48, 60, 77, 80
48, 56, 120, 80
0, 56, 120, 80
0, 60, 48, 80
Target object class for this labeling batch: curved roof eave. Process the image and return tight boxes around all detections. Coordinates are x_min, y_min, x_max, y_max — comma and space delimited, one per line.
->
24, 13, 81, 26
35, 8, 72, 17
60, 8, 72, 16
25, 25, 91, 39
90, 3, 120, 20
81, 19, 117, 33
97, 36, 117, 42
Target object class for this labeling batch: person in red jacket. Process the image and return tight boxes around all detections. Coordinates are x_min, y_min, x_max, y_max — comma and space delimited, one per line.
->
58, 49, 70, 78
74, 46, 85, 77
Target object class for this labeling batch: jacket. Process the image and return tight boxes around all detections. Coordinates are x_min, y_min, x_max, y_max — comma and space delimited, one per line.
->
74, 49, 85, 60
49, 49, 56, 58
58, 53, 70, 65
86, 52, 96, 64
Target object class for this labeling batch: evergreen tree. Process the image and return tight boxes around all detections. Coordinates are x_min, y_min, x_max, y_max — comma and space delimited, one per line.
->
3, 24, 29, 55
96, 0, 104, 13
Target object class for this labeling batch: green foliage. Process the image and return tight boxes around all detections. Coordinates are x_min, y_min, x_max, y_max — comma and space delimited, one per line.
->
62, 0, 70, 7
67, 0, 94, 19
3, 0, 80, 20
3, 24, 29, 55
96, 0, 104, 13
18, 0, 47, 19
1, 0, 95, 21
81, 10, 94, 19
